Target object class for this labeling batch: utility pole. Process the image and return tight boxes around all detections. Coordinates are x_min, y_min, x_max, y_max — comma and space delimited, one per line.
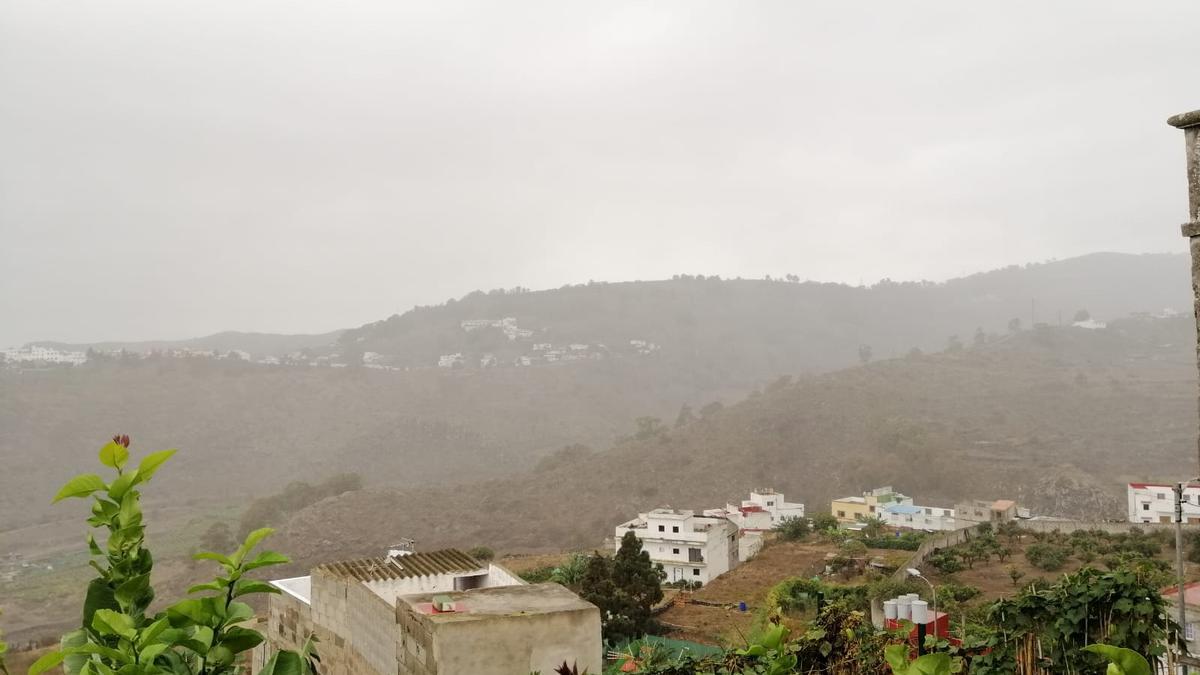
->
1169, 108, 1200, 675
1177, 482, 1190, 675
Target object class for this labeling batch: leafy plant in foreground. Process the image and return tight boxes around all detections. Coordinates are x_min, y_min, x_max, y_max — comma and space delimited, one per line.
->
28, 435, 318, 675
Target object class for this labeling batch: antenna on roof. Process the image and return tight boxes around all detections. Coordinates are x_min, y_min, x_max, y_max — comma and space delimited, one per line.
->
388, 538, 415, 558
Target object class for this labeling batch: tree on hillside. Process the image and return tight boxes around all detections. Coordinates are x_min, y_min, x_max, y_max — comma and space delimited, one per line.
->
861, 516, 885, 538
673, 404, 696, 429
974, 326, 986, 347
581, 532, 665, 644
773, 516, 810, 541
699, 401, 724, 419
858, 344, 873, 364
199, 521, 236, 554
946, 335, 964, 352
1008, 317, 1022, 333
810, 512, 840, 532
1074, 309, 1091, 323
632, 416, 667, 441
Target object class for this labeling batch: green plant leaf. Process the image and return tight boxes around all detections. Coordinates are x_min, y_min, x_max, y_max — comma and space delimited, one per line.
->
81, 578, 118, 632
136, 449, 176, 481
243, 551, 290, 571
53, 474, 107, 502
260, 650, 306, 675
233, 527, 275, 566
187, 580, 227, 594
91, 609, 137, 640
98, 441, 128, 470
107, 471, 140, 503
193, 551, 233, 566
1082, 644, 1152, 675
218, 626, 265, 654
26, 650, 64, 675
225, 601, 255, 625
885, 644, 910, 672
233, 580, 281, 598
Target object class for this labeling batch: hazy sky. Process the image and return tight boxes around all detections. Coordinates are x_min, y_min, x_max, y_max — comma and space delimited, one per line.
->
2, 1, 1198, 346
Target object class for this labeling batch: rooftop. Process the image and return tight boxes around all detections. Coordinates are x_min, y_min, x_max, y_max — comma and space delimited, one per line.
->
992, 500, 1016, 510
1163, 581, 1200, 607
270, 576, 313, 604
885, 504, 923, 515
835, 496, 867, 504
315, 549, 484, 583
647, 508, 694, 519
399, 582, 596, 622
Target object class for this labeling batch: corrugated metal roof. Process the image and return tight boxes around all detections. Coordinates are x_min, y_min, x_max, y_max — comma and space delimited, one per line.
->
316, 549, 484, 583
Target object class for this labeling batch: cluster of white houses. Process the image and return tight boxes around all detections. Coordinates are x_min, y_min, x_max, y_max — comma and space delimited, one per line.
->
1, 345, 87, 365
614, 489, 804, 585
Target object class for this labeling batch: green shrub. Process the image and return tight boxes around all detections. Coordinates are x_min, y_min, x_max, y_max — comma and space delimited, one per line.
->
467, 545, 495, 561
1026, 542, 1071, 571
926, 548, 965, 575
811, 513, 840, 532
862, 532, 926, 551
774, 516, 811, 541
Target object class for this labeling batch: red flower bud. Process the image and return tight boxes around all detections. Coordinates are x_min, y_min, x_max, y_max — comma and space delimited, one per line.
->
120, 434, 130, 448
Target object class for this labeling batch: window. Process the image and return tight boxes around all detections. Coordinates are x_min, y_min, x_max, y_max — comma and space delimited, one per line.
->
672, 548, 680, 555
692, 568, 700, 576
925, 508, 932, 515
658, 525, 665, 532
1143, 503, 1151, 511
1188, 623, 1197, 642
766, 500, 774, 506
837, 510, 846, 518
672, 526, 679, 533
1158, 493, 1167, 500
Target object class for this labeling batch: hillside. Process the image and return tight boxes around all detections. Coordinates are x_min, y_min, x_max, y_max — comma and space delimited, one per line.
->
0, 356, 743, 532
30, 330, 344, 360
275, 315, 1198, 568
339, 252, 1190, 379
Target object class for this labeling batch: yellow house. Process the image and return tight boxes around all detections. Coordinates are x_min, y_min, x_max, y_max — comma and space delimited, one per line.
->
831, 486, 912, 524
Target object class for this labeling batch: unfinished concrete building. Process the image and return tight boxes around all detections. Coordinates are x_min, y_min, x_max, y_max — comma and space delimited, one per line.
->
251, 548, 601, 675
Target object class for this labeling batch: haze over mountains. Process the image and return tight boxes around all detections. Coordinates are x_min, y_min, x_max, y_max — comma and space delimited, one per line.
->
1, 251, 1194, 640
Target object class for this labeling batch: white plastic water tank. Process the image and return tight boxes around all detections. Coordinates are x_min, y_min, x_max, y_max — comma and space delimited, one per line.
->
884, 599, 898, 621
911, 599, 929, 625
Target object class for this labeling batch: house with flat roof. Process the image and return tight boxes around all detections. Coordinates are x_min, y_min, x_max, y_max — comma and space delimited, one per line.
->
879, 503, 956, 531
831, 486, 913, 524
255, 548, 600, 675
1127, 482, 1200, 524
953, 499, 1018, 527
615, 508, 738, 585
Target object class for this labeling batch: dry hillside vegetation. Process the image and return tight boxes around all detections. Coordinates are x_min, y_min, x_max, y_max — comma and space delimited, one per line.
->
275, 316, 1197, 571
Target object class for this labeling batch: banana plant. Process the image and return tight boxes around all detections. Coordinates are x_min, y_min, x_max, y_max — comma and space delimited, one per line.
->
884, 644, 953, 675
1082, 644, 1152, 675
736, 623, 798, 675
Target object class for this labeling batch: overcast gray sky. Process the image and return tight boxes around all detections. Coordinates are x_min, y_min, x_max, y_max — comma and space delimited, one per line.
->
1, 1, 1197, 346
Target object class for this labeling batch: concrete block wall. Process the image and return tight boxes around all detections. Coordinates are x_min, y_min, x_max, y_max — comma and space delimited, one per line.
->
430, 605, 602, 675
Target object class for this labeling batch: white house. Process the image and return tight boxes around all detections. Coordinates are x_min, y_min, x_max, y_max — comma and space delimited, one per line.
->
1128, 482, 1200, 524
879, 504, 957, 531
614, 508, 738, 586
706, 489, 805, 531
